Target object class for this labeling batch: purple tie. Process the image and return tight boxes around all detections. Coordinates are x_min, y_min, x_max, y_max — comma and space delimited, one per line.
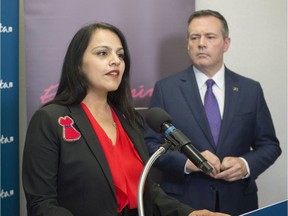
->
204, 79, 221, 145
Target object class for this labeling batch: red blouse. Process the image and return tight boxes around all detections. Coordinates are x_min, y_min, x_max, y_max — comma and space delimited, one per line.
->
81, 103, 144, 212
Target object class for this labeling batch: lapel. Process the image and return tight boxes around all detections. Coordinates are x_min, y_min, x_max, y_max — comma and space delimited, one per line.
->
179, 66, 215, 148
217, 68, 240, 150
113, 109, 149, 163
67, 104, 116, 199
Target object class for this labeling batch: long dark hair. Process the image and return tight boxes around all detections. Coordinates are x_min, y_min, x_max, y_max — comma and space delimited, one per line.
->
46, 22, 143, 129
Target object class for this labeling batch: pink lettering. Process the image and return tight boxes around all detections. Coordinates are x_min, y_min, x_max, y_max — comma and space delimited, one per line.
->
131, 85, 154, 99
40, 84, 154, 104
40, 84, 59, 104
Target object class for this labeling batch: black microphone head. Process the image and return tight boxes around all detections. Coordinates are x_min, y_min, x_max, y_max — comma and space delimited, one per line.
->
145, 107, 172, 133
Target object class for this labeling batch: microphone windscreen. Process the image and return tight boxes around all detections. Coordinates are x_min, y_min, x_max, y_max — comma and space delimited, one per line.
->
145, 107, 172, 133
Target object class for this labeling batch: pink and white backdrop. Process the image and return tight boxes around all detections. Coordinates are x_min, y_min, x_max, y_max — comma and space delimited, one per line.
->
24, 0, 195, 120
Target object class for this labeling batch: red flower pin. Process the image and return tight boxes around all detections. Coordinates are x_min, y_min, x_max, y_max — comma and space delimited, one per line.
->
58, 116, 81, 142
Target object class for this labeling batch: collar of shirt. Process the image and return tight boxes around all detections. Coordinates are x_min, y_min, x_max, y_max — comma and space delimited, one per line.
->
193, 65, 225, 90
193, 65, 225, 117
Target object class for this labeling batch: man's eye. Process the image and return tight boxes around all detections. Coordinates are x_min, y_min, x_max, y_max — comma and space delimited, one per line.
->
207, 35, 217, 40
190, 36, 198, 40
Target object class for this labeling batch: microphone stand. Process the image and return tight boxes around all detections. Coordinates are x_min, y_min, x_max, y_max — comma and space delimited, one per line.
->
137, 140, 173, 216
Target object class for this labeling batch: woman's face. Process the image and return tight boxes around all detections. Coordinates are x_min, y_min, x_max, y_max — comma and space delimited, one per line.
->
81, 29, 125, 96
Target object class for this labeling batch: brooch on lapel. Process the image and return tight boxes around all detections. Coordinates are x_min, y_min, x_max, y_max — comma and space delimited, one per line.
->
58, 116, 81, 142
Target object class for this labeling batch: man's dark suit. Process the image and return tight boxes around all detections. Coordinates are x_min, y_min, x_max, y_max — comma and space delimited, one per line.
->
144, 66, 281, 216
22, 104, 194, 216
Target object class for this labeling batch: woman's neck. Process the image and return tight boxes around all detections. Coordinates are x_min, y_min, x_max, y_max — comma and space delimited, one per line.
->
82, 93, 109, 112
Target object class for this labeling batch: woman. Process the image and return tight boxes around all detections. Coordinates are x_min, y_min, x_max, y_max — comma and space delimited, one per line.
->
22, 22, 229, 216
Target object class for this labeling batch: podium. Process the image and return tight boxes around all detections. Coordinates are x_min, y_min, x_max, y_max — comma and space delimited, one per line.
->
241, 200, 287, 216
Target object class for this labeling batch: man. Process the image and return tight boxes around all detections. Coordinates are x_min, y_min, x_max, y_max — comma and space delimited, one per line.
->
144, 10, 281, 216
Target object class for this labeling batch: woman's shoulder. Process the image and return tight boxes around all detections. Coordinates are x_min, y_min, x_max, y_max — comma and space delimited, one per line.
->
31, 104, 71, 121
41, 103, 69, 114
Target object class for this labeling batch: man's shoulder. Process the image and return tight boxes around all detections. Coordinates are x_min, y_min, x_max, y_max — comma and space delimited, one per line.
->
225, 68, 260, 85
156, 66, 193, 84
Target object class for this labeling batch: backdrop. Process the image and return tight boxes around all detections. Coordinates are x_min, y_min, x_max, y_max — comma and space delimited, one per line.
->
1, 0, 19, 215
24, 0, 195, 120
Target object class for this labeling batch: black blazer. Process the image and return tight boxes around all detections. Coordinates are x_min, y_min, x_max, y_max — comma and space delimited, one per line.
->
22, 104, 194, 216
145, 66, 281, 215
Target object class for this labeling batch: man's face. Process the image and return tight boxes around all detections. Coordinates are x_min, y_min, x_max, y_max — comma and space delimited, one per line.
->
187, 16, 230, 76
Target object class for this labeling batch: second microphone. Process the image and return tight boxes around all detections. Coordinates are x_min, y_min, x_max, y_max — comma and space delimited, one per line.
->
145, 107, 213, 175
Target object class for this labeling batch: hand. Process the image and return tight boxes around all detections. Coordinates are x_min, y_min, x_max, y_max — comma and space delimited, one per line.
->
186, 150, 221, 176
188, 209, 230, 216
214, 157, 248, 181
201, 150, 221, 176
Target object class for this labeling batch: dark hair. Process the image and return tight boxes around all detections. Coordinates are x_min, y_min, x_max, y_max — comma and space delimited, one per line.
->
46, 22, 143, 129
188, 9, 229, 39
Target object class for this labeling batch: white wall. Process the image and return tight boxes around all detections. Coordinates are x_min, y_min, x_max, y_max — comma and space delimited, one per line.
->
196, 0, 287, 208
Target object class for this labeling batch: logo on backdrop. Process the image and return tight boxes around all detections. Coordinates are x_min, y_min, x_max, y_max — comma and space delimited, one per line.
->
40, 83, 154, 104
0, 23, 13, 33
0, 80, 13, 89
0, 189, 14, 199
0, 135, 14, 145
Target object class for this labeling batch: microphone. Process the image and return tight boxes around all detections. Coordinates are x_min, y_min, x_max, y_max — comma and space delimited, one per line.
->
146, 107, 213, 175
